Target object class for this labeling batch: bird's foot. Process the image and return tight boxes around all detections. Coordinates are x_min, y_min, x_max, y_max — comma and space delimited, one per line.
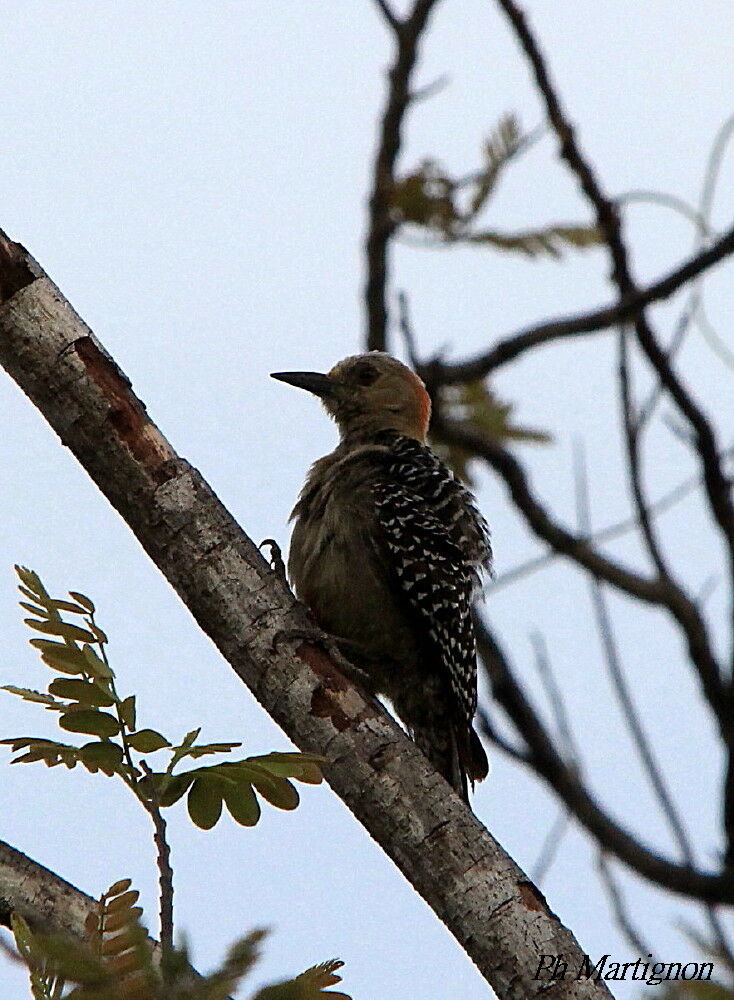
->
271, 626, 374, 689
259, 538, 288, 585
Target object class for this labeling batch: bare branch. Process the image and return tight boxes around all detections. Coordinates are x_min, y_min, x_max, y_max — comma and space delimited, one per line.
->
596, 854, 656, 958
489, 465, 714, 593
372, 0, 400, 32
0, 230, 619, 999
436, 416, 728, 739
426, 223, 734, 383
0, 840, 95, 939
365, 0, 442, 351
475, 619, 733, 902
492, 0, 734, 689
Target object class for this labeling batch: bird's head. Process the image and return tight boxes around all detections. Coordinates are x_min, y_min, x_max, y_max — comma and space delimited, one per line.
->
271, 352, 431, 442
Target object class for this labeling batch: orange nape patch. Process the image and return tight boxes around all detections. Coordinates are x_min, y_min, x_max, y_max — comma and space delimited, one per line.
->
408, 370, 432, 440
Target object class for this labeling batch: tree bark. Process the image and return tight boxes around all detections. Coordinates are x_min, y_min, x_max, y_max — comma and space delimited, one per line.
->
0, 228, 614, 999
0, 840, 94, 940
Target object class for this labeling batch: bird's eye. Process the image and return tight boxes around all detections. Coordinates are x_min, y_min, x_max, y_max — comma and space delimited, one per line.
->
356, 365, 379, 386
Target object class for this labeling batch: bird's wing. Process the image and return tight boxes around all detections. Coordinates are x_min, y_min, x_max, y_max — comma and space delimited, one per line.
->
372, 473, 479, 731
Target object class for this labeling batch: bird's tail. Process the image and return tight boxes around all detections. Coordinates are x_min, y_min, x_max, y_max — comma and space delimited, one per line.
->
414, 722, 488, 803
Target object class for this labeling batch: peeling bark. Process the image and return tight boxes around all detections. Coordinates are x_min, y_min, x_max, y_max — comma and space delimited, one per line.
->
0, 229, 614, 999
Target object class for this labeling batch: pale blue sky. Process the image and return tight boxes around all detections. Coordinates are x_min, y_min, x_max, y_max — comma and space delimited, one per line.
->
1, 2, 733, 998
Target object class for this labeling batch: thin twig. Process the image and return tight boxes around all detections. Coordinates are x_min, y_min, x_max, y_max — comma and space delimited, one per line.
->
574, 445, 734, 960
529, 632, 578, 762
140, 762, 175, 960
617, 332, 670, 577
475, 618, 732, 901
96, 613, 176, 962
618, 190, 711, 235
596, 854, 656, 957
528, 632, 577, 888
372, 0, 400, 31
397, 290, 420, 369
365, 0, 442, 351
531, 810, 571, 887
476, 705, 528, 763
489, 465, 712, 593
573, 443, 692, 856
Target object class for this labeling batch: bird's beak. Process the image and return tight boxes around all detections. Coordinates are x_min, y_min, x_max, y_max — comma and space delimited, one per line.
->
270, 371, 334, 399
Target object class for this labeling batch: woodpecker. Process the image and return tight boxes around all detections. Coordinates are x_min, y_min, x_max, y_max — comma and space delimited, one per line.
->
271, 352, 491, 800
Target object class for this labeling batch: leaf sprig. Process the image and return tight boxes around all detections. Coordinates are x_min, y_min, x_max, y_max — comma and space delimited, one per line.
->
12, 881, 350, 1000
2, 567, 326, 829
389, 113, 601, 258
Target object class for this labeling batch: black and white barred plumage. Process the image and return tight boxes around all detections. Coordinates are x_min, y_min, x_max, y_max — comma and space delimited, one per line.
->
373, 432, 491, 778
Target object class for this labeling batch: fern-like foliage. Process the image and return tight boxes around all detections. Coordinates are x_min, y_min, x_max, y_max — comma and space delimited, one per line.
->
389, 112, 601, 258
11, 883, 350, 1000
2, 567, 326, 830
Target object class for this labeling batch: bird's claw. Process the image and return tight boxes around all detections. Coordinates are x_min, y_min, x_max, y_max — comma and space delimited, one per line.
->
271, 627, 374, 689
260, 538, 288, 584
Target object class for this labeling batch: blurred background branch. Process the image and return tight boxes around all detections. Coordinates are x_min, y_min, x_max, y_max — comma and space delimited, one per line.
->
363, 0, 734, 979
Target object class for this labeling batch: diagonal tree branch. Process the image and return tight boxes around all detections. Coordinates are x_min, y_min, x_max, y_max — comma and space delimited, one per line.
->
0, 840, 96, 941
0, 230, 620, 998
425, 221, 734, 384
365, 0, 442, 351
0, 840, 213, 992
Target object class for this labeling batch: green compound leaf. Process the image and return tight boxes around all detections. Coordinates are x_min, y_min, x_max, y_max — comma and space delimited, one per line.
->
18, 601, 49, 618
468, 222, 602, 257
127, 729, 171, 753
15, 566, 50, 600
60, 710, 121, 738
255, 958, 350, 1000
1, 738, 82, 769
105, 878, 132, 897
48, 678, 114, 707
2, 685, 63, 707
49, 599, 91, 615
82, 645, 114, 680
248, 751, 325, 785
118, 695, 136, 730
158, 771, 195, 807
30, 640, 88, 675
184, 741, 242, 759
223, 780, 261, 827
79, 742, 124, 770
243, 763, 300, 811
24, 618, 97, 644
68, 591, 96, 613
188, 776, 224, 830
